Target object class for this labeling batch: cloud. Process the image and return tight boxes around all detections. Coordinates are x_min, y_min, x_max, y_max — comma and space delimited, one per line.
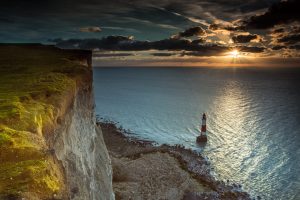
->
180, 50, 227, 57
191, 38, 206, 44
116, 16, 180, 30
272, 45, 285, 50
232, 34, 258, 43
272, 28, 285, 34
209, 23, 244, 31
162, 9, 210, 27
79, 27, 102, 33
244, 0, 300, 29
151, 53, 176, 57
269, 25, 300, 47
101, 26, 140, 33
236, 45, 265, 53
52, 35, 265, 56
291, 26, 300, 33
277, 34, 300, 45
289, 45, 300, 50
175, 26, 206, 38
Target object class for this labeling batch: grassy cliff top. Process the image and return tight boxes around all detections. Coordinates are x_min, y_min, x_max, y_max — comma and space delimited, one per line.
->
0, 44, 92, 199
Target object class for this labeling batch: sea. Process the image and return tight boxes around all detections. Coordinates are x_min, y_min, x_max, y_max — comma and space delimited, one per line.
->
93, 67, 300, 200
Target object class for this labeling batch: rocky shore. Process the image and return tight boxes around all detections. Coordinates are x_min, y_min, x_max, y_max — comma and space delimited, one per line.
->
99, 121, 252, 200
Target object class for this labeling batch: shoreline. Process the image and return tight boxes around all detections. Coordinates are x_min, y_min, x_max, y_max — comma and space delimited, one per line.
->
99, 121, 252, 200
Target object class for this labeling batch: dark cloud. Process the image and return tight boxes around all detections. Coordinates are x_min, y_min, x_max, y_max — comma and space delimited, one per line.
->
236, 46, 266, 53
52, 35, 265, 55
175, 26, 206, 38
79, 27, 102, 33
277, 34, 300, 45
289, 45, 300, 50
244, 0, 300, 29
232, 34, 258, 43
151, 53, 176, 57
272, 45, 286, 50
53, 36, 226, 54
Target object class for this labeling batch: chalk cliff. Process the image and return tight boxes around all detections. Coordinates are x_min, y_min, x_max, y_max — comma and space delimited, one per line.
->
52, 71, 114, 200
0, 44, 114, 200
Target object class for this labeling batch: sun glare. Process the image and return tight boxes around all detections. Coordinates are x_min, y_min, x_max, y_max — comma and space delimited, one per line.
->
229, 50, 240, 58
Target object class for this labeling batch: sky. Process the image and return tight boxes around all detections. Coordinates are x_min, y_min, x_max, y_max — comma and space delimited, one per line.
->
1, 0, 300, 67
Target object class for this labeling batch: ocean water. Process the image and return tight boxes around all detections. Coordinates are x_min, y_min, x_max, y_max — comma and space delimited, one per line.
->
93, 67, 300, 200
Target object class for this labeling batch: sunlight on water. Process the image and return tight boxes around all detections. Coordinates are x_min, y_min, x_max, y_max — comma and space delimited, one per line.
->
205, 80, 259, 192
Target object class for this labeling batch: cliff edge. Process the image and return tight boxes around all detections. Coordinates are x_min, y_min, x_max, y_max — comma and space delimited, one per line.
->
0, 44, 114, 200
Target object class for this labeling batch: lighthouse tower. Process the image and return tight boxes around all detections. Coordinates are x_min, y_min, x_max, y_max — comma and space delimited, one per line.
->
201, 113, 206, 136
197, 113, 208, 143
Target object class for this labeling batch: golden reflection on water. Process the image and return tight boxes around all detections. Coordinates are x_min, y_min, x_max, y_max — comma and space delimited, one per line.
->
207, 79, 256, 182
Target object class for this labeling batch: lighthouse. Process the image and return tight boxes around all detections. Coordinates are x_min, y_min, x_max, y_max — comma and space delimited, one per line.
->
196, 113, 207, 143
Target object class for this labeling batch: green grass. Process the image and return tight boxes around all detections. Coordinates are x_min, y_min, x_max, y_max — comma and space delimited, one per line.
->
0, 159, 60, 196
0, 125, 36, 148
0, 44, 91, 198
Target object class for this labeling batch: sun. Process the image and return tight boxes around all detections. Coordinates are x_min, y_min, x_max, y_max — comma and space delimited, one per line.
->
229, 50, 240, 58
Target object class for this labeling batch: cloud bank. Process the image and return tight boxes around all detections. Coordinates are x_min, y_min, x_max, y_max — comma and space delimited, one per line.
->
52, 34, 267, 56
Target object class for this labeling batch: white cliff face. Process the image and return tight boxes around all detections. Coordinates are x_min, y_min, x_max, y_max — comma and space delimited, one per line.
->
53, 82, 114, 200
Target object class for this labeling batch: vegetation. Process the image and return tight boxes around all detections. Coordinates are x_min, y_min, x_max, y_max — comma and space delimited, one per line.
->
0, 44, 91, 198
